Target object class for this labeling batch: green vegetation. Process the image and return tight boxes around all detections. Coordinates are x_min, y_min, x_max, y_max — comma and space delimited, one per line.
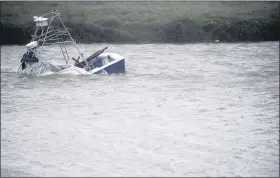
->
1, 1, 279, 44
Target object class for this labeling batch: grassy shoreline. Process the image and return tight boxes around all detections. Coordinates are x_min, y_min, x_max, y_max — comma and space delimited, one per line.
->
1, 1, 279, 45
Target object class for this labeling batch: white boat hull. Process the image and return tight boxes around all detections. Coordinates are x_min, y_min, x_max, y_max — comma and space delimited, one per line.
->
18, 53, 125, 76
56, 66, 90, 75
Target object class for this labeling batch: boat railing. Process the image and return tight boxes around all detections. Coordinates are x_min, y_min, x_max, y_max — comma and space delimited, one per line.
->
31, 29, 65, 40
34, 31, 69, 43
26, 9, 85, 66
40, 9, 60, 19
43, 41, 74, 45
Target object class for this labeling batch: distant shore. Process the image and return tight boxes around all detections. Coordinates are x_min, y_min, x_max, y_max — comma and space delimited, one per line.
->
1, 1, 279, 45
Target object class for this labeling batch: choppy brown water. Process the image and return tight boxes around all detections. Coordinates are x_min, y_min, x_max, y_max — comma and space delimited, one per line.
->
1, 42, 279, 176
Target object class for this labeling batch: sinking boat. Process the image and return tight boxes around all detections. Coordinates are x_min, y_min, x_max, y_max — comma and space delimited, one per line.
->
18, 9, 126, 76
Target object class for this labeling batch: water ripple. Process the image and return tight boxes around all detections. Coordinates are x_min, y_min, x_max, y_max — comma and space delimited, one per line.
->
1, 42, 279, 177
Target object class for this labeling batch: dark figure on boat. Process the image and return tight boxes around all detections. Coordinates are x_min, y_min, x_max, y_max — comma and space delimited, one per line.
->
20, 50, 39, 70
21, 50, 39, 63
